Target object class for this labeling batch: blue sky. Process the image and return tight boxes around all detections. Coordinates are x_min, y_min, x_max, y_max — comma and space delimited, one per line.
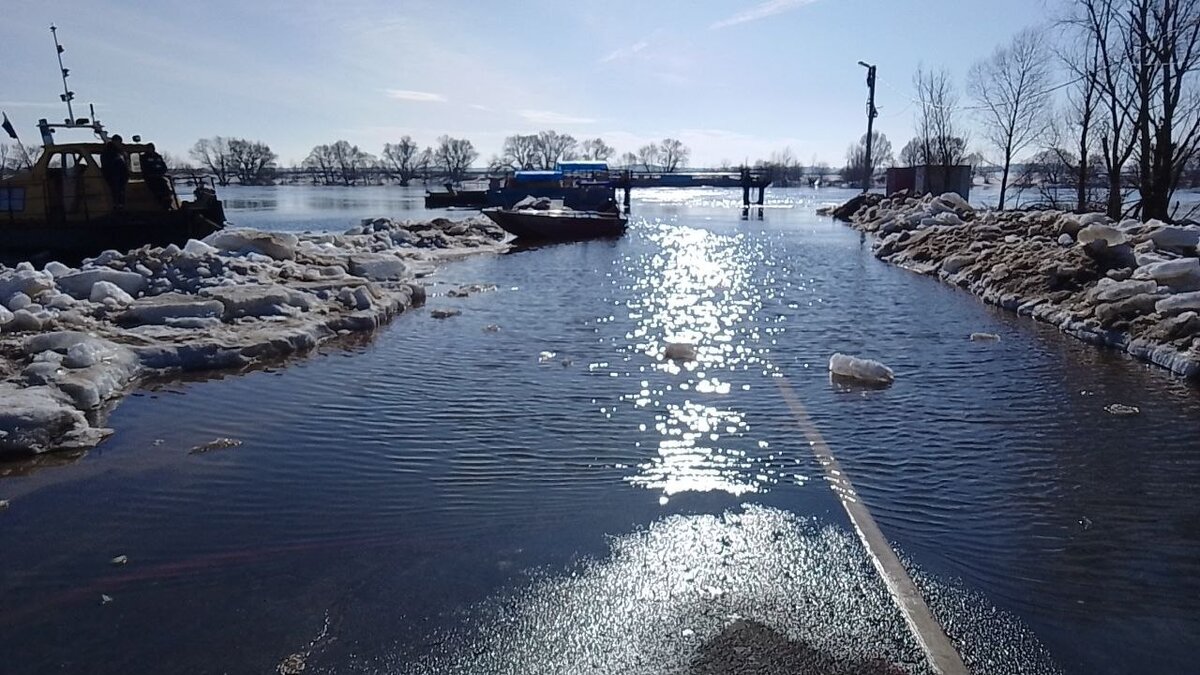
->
2, 0, 1057, 167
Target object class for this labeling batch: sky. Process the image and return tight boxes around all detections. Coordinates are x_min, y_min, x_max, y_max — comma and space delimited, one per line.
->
2, 0, 1061, 168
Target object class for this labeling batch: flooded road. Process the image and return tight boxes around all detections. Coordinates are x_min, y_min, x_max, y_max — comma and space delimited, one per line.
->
1, 186, 1198, 673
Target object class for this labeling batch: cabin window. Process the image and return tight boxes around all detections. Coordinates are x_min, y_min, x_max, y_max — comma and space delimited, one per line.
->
0, 187, 26, 212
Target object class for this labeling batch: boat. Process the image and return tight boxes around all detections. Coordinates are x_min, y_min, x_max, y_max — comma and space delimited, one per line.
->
486, 163, 616, 211
423, 180, 490, 208
482, 205, 627, 241
0, 26, 225, 262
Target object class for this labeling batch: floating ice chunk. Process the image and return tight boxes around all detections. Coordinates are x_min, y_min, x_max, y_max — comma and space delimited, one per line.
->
430, 308, 461, 319
664, 342, 698, 361
1104, 403, 1140, 416
188, 437, 242, 455
828, 353, 894, 384
969, 332, 1001, 341
538, 350, 556, 362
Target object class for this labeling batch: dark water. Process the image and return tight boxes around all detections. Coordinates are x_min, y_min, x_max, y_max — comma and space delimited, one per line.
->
1, 186, 1198, 674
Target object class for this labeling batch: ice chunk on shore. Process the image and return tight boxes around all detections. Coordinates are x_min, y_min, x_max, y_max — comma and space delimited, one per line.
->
1155, 291, 1200, 315
0, 383, 111, 455
182, 238, 220, 257
57, 268, 146, 300
6, 292, 32, 311
119, 293, 225, 326
1133, 258, 1200, 291
205, 229, 298, 261
90, 280, 134, 305
828, 353, 894, 384
0, 269, 56, 304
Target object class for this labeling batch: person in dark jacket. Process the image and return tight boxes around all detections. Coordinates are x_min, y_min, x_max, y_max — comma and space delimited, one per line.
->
140, 142, 172, 208
100, 134, 129, 210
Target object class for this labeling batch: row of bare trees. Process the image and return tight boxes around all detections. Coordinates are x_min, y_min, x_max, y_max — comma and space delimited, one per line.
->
189, 137, 278, 186
915, 0, 1199, 219
496, 133, 690, 172
173, 131, 693, 187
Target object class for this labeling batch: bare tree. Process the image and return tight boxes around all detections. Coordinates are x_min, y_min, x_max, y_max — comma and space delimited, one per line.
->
841, 132, 894, 185
1125, 0, 1200, 221
381, 136, 425, 185
899, 137, 923, 166
228, 138, 277, 185
190, 136, 235, 186
913, 66, 969, 168
579, 138, 615, 161
532, 130, 577, 170
637, 143, 661, 171
618, 151, 638, 169
968, 28, 1054, 209
659, 138, 690, 172
329, 141, 376, 185
434, 135, 477, 180
302, 144, 337, 185
0, 143, 12, 178
502, 134, 539, 169
1052, 25, 1105, 211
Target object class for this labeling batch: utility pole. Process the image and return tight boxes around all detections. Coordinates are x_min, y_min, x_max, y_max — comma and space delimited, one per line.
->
857, 61, 878, 193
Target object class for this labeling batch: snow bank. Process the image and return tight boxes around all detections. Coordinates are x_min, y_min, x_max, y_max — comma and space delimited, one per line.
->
837, 192, 1200, 378
0, 216, 508, 458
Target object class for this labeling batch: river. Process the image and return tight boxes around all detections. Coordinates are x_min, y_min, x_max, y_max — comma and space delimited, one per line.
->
1, 185, 1198, 674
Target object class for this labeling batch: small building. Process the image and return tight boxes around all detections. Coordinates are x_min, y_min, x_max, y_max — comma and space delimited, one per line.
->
886, 165, 971, 200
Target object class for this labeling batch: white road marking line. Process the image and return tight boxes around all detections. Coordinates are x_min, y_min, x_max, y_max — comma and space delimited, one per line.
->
776, 377, 970, 675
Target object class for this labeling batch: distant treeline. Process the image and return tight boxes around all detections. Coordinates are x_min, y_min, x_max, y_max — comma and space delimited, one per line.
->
165, 132, 702, 188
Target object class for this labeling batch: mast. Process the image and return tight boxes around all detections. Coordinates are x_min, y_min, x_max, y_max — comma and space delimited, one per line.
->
50, 25, 75, 123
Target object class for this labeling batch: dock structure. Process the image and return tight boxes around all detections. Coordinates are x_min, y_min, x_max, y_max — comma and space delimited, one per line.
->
611, 168, 772, 210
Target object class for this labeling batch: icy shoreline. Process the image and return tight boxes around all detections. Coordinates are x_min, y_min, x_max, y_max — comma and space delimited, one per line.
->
832, 192, 1200, 379
0, 217, 508, 457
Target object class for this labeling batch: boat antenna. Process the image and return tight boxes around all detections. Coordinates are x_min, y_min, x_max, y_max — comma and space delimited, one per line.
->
50, 25, 76, 124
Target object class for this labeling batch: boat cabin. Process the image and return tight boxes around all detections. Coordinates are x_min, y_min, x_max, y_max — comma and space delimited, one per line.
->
1, 140, 181, 225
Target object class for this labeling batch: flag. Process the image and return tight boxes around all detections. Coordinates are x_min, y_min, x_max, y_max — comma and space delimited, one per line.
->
1, 113, 16, 140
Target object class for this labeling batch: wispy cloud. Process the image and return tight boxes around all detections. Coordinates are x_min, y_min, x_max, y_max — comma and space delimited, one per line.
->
469, 103, 493, 112
599, 39, 650, 64
710, 0, 821, 30
385, 89, 447, 103
519, 109, 596, 125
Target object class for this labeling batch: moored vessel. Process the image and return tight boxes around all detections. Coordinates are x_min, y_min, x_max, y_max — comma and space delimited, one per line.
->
0, 26, 225, 263
482, 203, 627, 241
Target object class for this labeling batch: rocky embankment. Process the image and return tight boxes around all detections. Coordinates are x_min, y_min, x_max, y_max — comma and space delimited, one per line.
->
0, 217, 507, 457
833, 192, 1200, 378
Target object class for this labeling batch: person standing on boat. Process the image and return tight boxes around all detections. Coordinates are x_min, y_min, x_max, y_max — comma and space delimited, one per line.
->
140, 143, 172, 208
100, 134, 129, 210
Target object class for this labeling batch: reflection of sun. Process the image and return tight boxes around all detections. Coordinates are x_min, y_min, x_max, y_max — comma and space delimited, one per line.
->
627, 401, 757, 497
616, 223, 784, 501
